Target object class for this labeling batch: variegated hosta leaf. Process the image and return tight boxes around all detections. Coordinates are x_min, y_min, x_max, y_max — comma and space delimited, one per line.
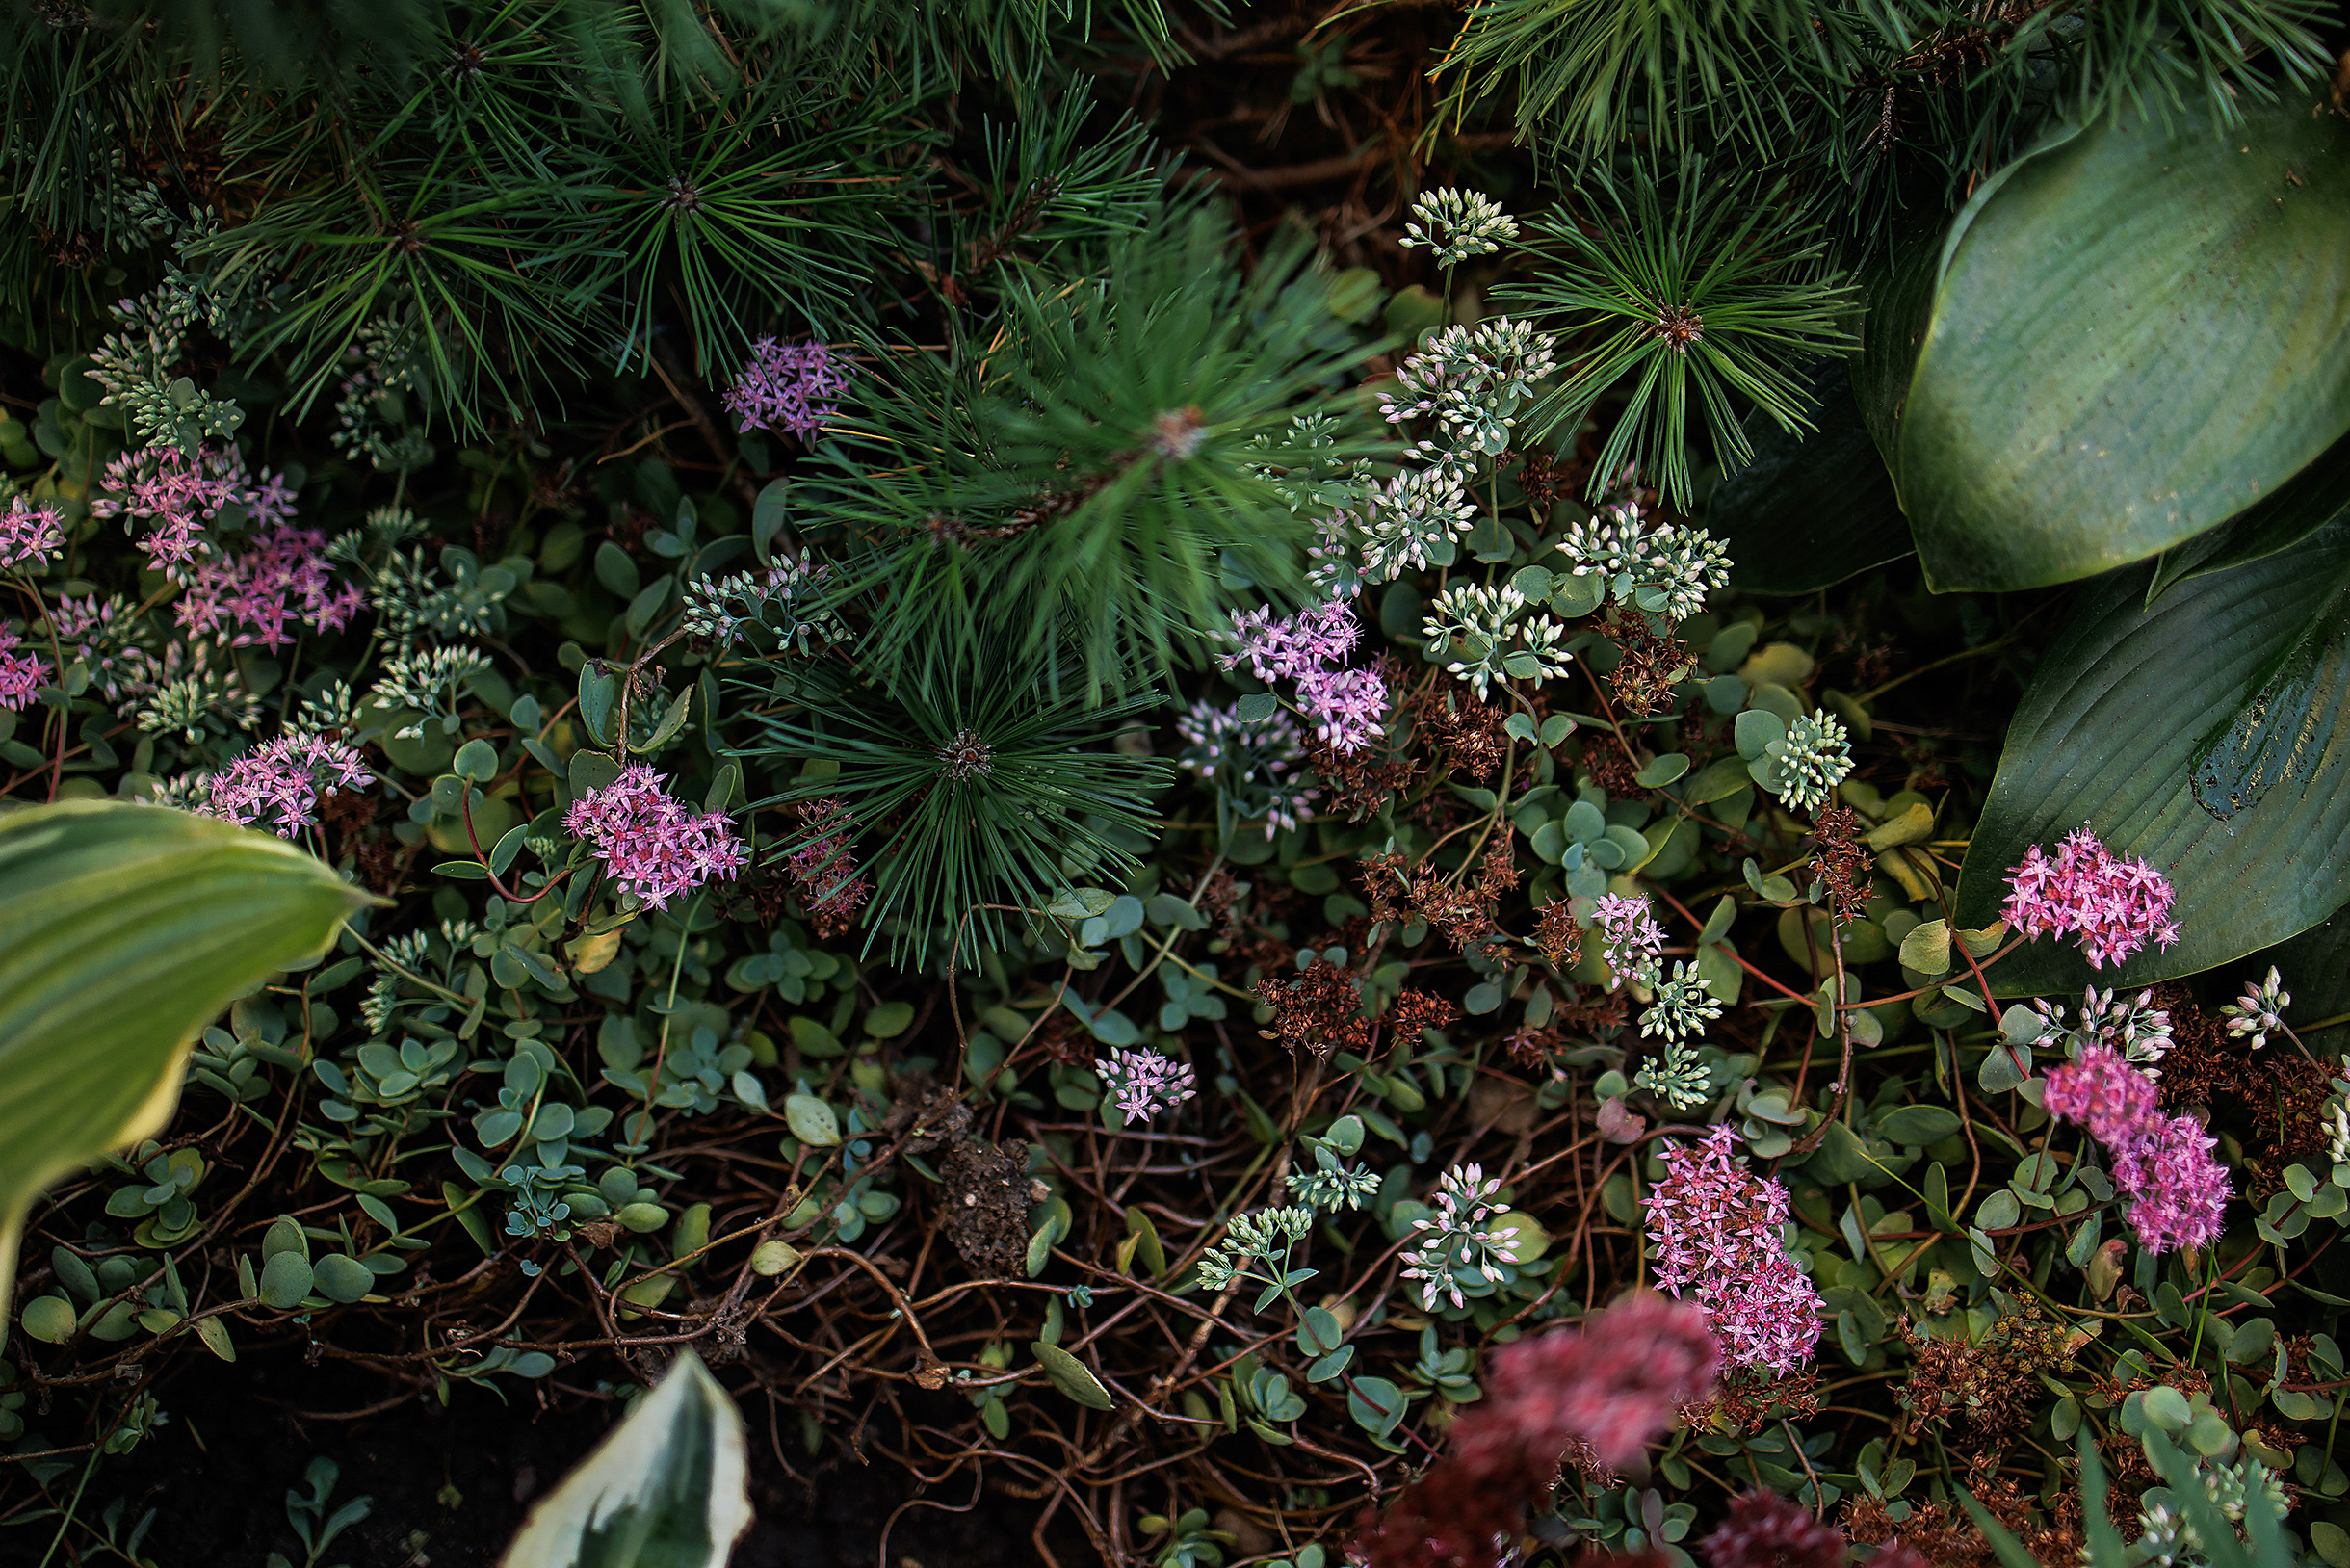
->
501, 1351, 752, 1568
0, 801, 372, 1315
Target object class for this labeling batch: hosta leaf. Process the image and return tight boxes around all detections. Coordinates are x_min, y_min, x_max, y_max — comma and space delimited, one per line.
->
2146, 429, 2350, 605
1955, 518, 2350, 992
501, 1351, 751, 1568
1893, 103, 2350, 591
0, 802, 371, 1314
1709, 360, 1910, 594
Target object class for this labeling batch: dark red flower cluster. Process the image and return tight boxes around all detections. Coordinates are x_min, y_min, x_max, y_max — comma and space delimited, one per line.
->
1354, 1296, 1718, 1568
1704, 1490, 1928, 1568
1703, 1491, 1846, 1568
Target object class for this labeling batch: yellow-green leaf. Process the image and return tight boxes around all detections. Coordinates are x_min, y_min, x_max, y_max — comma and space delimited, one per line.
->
1031, 1341, 1115, 1411
0, 802, 372, 1314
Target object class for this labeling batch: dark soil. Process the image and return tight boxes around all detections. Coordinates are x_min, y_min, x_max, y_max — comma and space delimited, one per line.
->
86, 1347, 1084, 1568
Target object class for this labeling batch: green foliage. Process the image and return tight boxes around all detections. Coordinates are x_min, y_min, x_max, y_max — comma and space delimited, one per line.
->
8, 6, 2350, 1562
1504, 156, 1859, 505
0, 0, 1192, 430
266, 1455, 372, 1568
1966, 1430, 2291, 1568
1428, 0, 1867, 163
1872, 101, 2350, 591
0, 801, 370, 1311
1706, 361, 1909, 592
1430, 0, 2333, 201
823, 202, 1386, 692
1956, 513, 2350, 993
736, 626, 1170, 964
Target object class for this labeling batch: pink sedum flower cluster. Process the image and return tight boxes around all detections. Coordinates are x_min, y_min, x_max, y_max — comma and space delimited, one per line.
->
173, 520, 364, 650
2043, 1042, 2229, 1253
2002, 825, 2180, 970
0, 498, 65, 570
1354, 1295, 1718, 1568
0, 621, 49, 712
1223, 598, 1358, 681
1645, 1125, 1823, 1375
204, 734, 375, 837
91, 442, 296, 575
1594, 890, 1666, 986
723, 336, 854, 439
563, 764, 747, 910
1099, 1048, 1196, 1125
1219, 598, 1388, 753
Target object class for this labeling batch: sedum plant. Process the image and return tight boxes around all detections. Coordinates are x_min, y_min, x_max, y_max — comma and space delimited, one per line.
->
9, 9, 2350, 1568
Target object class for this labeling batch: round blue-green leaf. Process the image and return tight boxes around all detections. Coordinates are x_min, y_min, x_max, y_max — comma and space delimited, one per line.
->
1633, 753, 1689, 788
1894, 103, 2350, 591
1346, 1375, 1406, 1436
617, 1201, 671, 1234
1954, 518, 2350, 992
453, 738, 500, 782
259, 1252, 315, 1309
863, 1002, 914, 1038
783, 1094, 841, 1147
312, 1253, 374, 1304
1875, 1106, 1961, 1146
0, 803, 373, 1314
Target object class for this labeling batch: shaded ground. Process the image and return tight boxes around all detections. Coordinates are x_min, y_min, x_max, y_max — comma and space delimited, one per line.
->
92, 1348, 1082, 1567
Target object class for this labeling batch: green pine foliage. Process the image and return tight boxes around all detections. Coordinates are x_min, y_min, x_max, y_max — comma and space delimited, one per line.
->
0, 0, 1196, 434
1423, 0, 2334, 500
1434, 0, 2333, 175
1502, 156, 1860, 505
735, 626, 1168, 965
812, 202, 1388, 696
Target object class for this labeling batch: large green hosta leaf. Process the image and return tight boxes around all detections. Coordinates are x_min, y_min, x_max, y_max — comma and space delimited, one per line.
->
1953, 516, 2350, 994
2144, 428, 2350, 605
0, 802, 370, 1313
502, 1351, 751, 1568
1887, 102, 2350, 592
1709, 360, 1911, 594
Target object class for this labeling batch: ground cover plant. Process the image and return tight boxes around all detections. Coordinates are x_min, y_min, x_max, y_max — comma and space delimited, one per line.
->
1, 1, 2349, 1565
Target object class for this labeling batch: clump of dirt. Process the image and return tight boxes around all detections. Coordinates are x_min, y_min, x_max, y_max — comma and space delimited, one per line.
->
940, 1137, 1038, 1279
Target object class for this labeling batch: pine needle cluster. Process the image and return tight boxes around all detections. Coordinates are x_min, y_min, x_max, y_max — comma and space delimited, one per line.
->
735, 626, 1169, 966
812, 201, 1388, 696
1419, 0, 2334, 497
